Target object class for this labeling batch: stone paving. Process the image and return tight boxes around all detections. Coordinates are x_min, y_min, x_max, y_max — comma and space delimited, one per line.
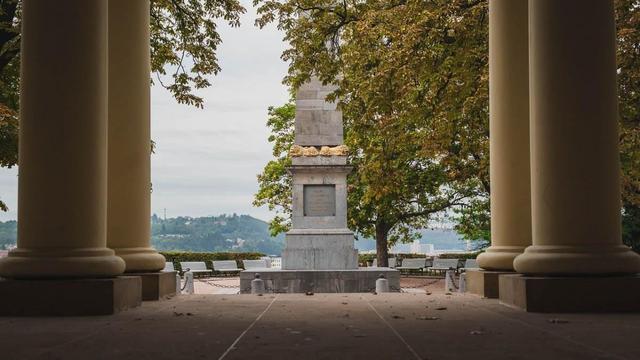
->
2, 286, 639, 360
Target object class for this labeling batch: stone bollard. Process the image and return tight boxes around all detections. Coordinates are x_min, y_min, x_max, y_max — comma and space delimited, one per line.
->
445, 269, 456, 293
251, 273, 265, 295
184, 269, 195, 295
175, 272, 181, 295
375, 274, 390, 293
458, 272, 467, 293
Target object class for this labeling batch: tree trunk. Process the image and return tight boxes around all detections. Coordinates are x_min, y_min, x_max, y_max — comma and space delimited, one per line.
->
375, 221, 390, 267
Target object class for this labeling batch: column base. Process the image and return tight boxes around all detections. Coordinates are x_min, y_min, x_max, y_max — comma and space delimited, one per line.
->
138, 271, 177, 301
0, 276, 141, 316
476, 245, 525, 271
0, 248, 125, 279
514, 245, 640, 275
499, 274, 640, 312
466, 269, 515, 298
113, 247, 166, 273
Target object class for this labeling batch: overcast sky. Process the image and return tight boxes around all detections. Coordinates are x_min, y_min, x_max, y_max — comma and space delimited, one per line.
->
0, 1, 290, 222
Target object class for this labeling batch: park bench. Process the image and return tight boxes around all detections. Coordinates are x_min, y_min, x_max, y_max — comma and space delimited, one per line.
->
179, 261, 212, 277
371, 257, 397, 268
396, 258, 427, 274
243, 259, 269, 269
426, 258, 459, 275
459, 259, 479, 272
211, 260, 242, 276
163, 262, 175, 272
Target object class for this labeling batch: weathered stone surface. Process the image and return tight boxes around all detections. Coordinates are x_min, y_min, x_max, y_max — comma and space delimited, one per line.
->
138, 271, 177, 301
0, 276, 141, 316
466, 269, 514, 298
282, 232, 358, 270
499, 274, 640, 312
240, 268, 400, 294
295, 109, 343, 146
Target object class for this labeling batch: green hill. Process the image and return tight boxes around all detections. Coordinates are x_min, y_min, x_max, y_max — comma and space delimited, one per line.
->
0, 215, 285, 254
0, 215, 473, 255
151, 214, 284, 255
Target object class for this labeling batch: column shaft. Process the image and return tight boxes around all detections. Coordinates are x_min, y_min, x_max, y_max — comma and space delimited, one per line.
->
477, 0, 531, 271
0, 0, 125, 278
108, 0, 165, 272
514, 0, 640, 275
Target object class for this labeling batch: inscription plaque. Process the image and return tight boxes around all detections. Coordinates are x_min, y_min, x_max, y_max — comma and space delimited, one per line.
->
303, 185, 336, 217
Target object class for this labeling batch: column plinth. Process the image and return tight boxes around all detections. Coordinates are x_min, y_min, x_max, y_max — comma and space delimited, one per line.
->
107, 0, 164, 273
0, 0, 125, 279
513, 0, 640, 276
476, 0, 531, 272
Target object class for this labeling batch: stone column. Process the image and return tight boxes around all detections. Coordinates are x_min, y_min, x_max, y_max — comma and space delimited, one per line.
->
477, 0, 531, 271
107, 0, 165, 273
0, 0, 125, 278
513, 0, 640, 275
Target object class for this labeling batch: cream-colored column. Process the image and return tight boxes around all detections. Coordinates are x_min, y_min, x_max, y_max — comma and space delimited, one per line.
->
108, 0, 165, 272
514, 0, 640, 275
0, 0, 125, 279
477, 0, 531, 271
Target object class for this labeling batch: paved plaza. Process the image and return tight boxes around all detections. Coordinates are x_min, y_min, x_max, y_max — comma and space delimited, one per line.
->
2, 289, 639, 360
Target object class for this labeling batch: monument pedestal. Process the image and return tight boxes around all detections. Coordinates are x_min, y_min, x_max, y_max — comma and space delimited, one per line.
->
499, 274, 640, 312
0, 276, 142, 316
466, 269, 514, 298
240, 268, 400, 294
138, 271, 177, 301
283, 229, 358, 270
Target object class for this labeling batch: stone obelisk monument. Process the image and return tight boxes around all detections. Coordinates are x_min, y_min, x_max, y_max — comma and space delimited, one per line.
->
282, 78, 358, 270
240, 79, 399, 293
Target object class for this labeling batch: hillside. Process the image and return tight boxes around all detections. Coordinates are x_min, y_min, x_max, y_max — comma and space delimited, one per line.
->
0, 215, 285, 254
151, 214, 284, 255
0, 215, 473, 254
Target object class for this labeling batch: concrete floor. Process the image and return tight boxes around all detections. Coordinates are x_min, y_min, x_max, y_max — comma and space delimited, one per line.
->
2, 287, 639, 360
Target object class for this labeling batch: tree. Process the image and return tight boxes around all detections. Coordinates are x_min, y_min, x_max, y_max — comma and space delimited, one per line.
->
256, 0, 640, 259
253, 102, 295, 236
616, 0, 640, 252
254, 0, 490, 266
0, 0, 246, 211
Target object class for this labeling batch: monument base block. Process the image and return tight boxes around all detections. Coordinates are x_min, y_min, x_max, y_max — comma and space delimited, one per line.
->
499, 274, 640, 313
0, 276, 142, 316
283, 230, 358, 270
466, 269, 515, 298
240, 268, 400, 294
137, 271, 177, 301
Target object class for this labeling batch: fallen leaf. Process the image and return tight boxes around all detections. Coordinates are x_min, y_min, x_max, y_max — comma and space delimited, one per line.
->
417, 316, 439, 320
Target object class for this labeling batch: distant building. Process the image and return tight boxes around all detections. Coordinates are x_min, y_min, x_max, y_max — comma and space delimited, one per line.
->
410, 240, 435, 255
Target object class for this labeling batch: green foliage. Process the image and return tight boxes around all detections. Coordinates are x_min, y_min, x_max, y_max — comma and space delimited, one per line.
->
358, 251, 480, 266
437, 252, 480, 260
253, 103, 295, 236
616, 0, 640, 251
160, 251, 264, 272
150, 0, 245, 107
0, 219, 16, 249
151, 214, 284, 254
255, 0, 640, 254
